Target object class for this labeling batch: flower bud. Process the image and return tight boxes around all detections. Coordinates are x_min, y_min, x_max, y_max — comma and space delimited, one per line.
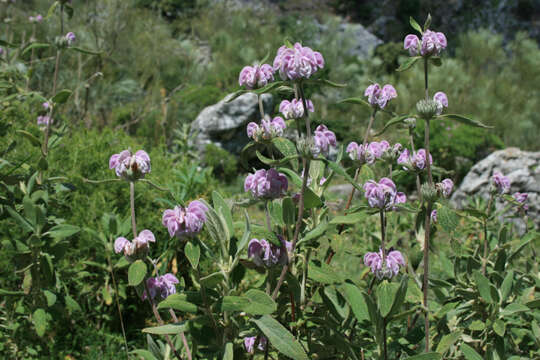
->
421, 183, 438, 203
404, 117, 416, 129
416, 99, 439, 120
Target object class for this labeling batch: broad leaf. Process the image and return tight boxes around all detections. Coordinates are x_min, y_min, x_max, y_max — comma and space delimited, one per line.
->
244, 289, 276, 315
461, 343, 483, 360
397, 56, 422, 72
473, 271, 493, 303
142, 323, 187, 335
252, 315, 309, 360
438, 114, 493, 129
157, 294, 199, 313
340, 282, 369, 322
410, 16, 423, 33
272, 137, 298, 171
32, 309, 49, 337
128, 260, 147, 286
52, 89, 72, 104
377, 280, 398, 318
185, 241, 200, 269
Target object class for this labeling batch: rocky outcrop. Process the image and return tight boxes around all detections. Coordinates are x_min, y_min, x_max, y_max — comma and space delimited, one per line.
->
190, 93, 273, 155
451, 147, 540, 231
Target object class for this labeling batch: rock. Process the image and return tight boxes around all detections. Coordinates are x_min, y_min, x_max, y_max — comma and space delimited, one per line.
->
451, 147, 540, 232
190, 93, 273, 155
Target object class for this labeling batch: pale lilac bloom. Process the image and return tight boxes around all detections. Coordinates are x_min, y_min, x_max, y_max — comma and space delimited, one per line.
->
162, 200, 208, 238
364, 248, 405, 279
364, 83, 397, 109
244, 336, 267, 353
319, 177, 327, 186
438, 178, 454, 198
109, 149, 151, 180
65, 32, 76, 46
247, 237, 291, 267
142, 273, 179, 300
420, 29, 447, 56
431, 210, 437, 223
363, 178, 406, 211
433, 91, 448, 115
42, 101, 51, 110
279, 98, 314, 119
397, 148, 432, 171
404, 34, 420, 56
247, 116, 286, 141
491, 172, 511, 194
29, 14, 43, 23
312, 125, 337, 157
37, 115, 52, 127
346, 142, 367, 162
114, 229, 156, 260
238, 64, 274, 89
244, 168, 288, 199
273, 42, 324, 80
513, 192, 529, 211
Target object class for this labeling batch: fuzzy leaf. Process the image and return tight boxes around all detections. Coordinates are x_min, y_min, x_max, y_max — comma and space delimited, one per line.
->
461, 343, 482, 360
438, 114, 493, 129
252, 315, 309, 360
128, 260, 147, 286
410, 16, 423, 33
397, 56, 422, 72
185, 241, 200, 269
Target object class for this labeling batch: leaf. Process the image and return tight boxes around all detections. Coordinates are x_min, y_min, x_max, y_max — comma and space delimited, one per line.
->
69, 47, 101, 55
338, 97, 372, 110
44, 224, 80, 239
473, 271, 493, 303
142, 323, 187, 335
65, 295, 82, 313
128, 260, 147, 286
431, 57, 442, 67
436, 331, 462, 354
185, 241, 200, 269
374, 115, 410, 136
223, 342, 233, 360
235, 211, 251, 257
461, 343, 483, 360
130, 350, 159, 360
256, 150, 298, 167
330, 212, 365, 225
493, 319, 506, 336
51, 89, 72, 104
226, 81, 284, 103
43, 290, 57, 307
22, 43, 51, 56
46, 1, 59, 18
6, 206, 34, 233
220, 296, 250, 312
388, 275, 408, 319
303, 186, 323, 209
282, 197, 296, 226
32, 309, 49, 337
438, 205, 459, 233
500, 270, 513, 302
500, 303, 529, 317
410, 16, 423, 33
252, 315, 309, 360
308, 261, 341, 284
321, 159, 363, 193
300, 222, 328, 244
437, 114, 493, 129
272, 137, 298, 171
406, 353, 442, 360
17, 130, 42, 147
244, 289, 277, 315
212, 191, 234, 239
377, 280, 398, 318
423, 13, 432, 31
340, 282, 369, 322
397, 56, 422, 72
157, 294, 199, 313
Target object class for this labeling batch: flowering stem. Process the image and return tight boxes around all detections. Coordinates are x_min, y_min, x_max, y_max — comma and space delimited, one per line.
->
408, 132, 422, 202
382, 318, 388, 360
106, 254, 129, 360
129, 181, 137, 237
264, 201, 272, 233
169, 309, 193, 360
380, 210, 386, 263
257, 94, 265, 120
297, 82, 311, 139
481, 194, 494, 275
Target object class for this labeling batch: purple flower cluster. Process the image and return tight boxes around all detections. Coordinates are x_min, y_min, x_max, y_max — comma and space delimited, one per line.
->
244, 336, 267, 354
247, 116, 286, 142
114, 229, 155, 260
513, 192, 529, 211
433, 91, 448, 115
273, 42, 324, 81
364, 83, 397, 109
238, 64, 274, 89
162, 200, 209, 238
65, 32, 76, 46
347, 141, 402, 164
29, 14, 43, 23
491, 171, 511, 194
364, 248, 406, 279
363, 178, 406, 211
397, 148, 432, 171
404, 30, 447, 57
279, 98, 314, 119
436, 178, 454, 198
37, 115, 52, 128
244, 168, 288, 200
109, 149, 151, 180
142, 273, 179, 301
312, 125, 337, 157
247, 237, 292, 267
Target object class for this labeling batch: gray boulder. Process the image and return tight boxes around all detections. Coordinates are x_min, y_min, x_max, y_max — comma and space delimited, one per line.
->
451, 147, 540, 231
190, 93, 273, 155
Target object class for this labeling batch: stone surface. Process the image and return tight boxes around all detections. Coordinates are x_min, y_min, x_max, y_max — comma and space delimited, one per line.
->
451, 147, 540, 231
190, 93, 273, 155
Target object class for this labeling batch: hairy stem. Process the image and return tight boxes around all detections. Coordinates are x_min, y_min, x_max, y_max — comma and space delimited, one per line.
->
169, 309, 192, 360
130, 181, 137, 237
258, 94, 265, 120
265, 201, 272, 233
380, 210, 386, 262
383, 318, 388, 360
481, 194, 494, 275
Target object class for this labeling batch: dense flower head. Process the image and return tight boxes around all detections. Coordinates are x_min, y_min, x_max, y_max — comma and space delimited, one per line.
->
244, 168, 288, 199
29, 14, 43, 23
114, 229, 155, 261
437, 178, 454, 198
364, 83, 397, 109
142, 273, 179, 300
513, 192, 529, 212
363, 177, 406, 210
109, 149, 151, 180
238, 64, 274, 89
491, 171, 511, 194
279, 98, 314, 119
404, 34, 420, 56
37, 115, 52, 128
65, 32, 76, 46
347, 140, 390, 164
364, 248, 406, 279
433, 91, 448, 115
248, 236, 292, 268
247, 116, 286, 141
312, 125, 337, 157
162, 200, 208, 238
273, 42, 324, 80
420, 29, 447, 56
397, 148, 432, 171
244, 336, 267, 354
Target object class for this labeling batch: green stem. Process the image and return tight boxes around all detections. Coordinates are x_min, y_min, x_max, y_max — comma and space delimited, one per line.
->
481, 194, 494, 275
130, 181, 137, 237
